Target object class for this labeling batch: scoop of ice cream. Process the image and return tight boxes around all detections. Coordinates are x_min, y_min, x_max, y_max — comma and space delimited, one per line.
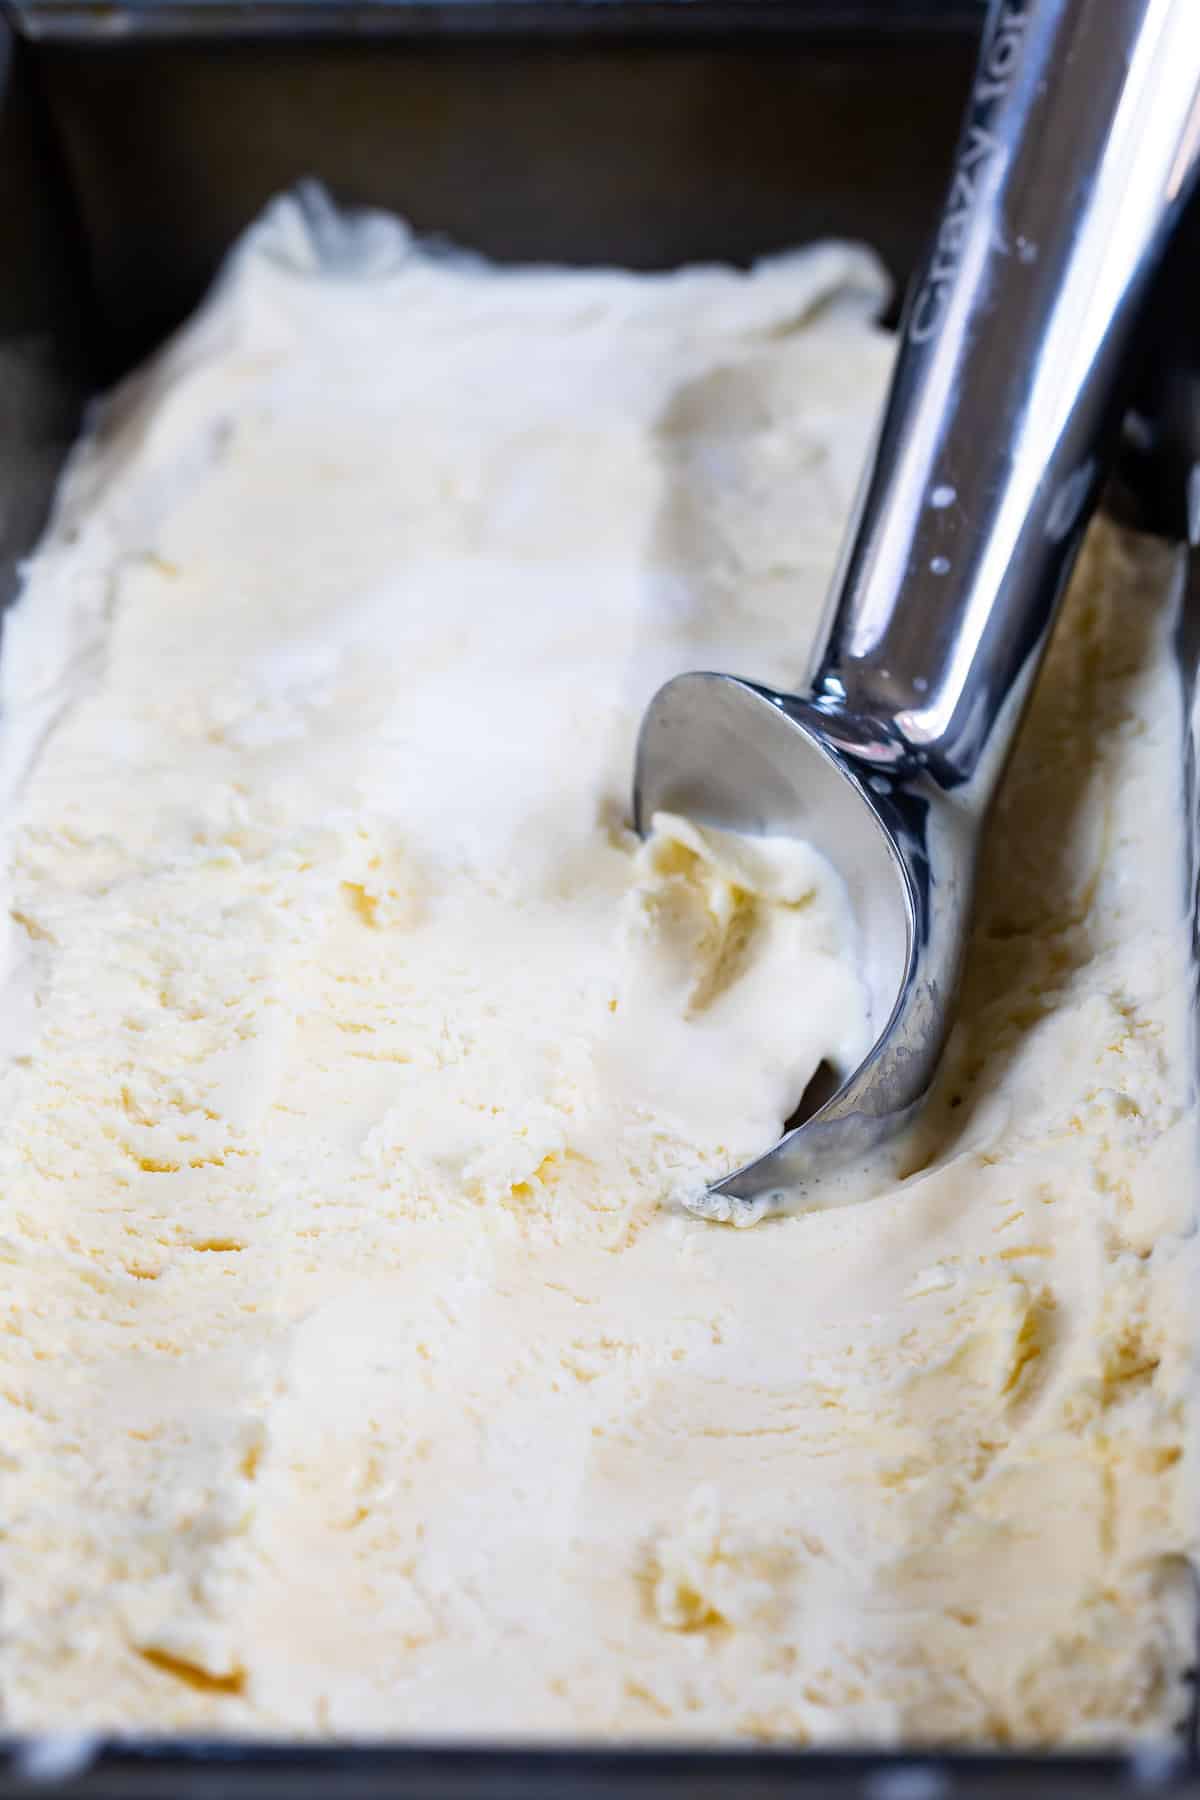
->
612, 811, 869, 1208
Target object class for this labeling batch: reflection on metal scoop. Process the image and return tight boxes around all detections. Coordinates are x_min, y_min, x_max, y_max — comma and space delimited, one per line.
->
633, 0, 1200, 1220
635, 677, 946, 1216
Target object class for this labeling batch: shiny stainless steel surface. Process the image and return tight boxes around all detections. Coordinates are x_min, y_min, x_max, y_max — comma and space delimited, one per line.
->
635, 0, 1200, 1221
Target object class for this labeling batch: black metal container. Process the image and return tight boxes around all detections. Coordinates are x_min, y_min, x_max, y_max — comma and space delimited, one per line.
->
1, 3, 1197, 1793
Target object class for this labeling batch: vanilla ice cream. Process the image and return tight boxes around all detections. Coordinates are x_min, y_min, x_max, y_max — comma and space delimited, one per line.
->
1, 188, 1196, 1745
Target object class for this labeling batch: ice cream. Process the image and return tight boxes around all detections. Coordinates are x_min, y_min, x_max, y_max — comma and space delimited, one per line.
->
1, 188, 1196, 1745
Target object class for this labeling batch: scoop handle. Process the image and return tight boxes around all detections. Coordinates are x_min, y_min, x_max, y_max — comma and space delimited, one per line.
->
808, 0, 1200, 789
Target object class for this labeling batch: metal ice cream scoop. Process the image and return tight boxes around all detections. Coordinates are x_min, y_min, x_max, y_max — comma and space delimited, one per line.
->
633, 0, 1200, 1221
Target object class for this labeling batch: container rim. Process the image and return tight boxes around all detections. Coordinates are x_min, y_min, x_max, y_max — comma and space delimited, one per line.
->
0, 1736, 1196, 1795
8, 0, 986, 42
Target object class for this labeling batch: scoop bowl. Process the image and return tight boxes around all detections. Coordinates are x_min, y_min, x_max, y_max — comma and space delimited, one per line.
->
633, 672, 964, 1220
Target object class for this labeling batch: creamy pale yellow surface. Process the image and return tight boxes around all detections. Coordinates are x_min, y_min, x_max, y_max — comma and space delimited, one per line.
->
2, 191, 1197, 1744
